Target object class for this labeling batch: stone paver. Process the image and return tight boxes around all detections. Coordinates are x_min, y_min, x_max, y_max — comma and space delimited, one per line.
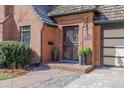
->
64, 67, 124, 88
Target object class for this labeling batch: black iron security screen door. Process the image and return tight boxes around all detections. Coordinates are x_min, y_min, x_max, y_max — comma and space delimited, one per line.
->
63, 26, 79, 61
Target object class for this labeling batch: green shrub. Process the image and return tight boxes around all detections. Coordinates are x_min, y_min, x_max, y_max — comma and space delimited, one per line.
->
0, 41, 32, 69
77, 49, 85, 56
53, 48, 59, 55
84, 47, 91, 55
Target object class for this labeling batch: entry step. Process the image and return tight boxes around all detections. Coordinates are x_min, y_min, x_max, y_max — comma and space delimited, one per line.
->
61, 60, 78, 64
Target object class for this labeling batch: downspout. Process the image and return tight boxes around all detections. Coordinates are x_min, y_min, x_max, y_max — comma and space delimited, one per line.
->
40, 23, 46, 64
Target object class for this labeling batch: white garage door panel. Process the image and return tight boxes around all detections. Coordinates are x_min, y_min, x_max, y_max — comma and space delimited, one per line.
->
104, 39, 124, 46
104, 48, 124, 56
104, 48, 116, 56
104, 57, 124, 66
116, 48, 124, 57
104, 57, 116, 66
104, 29, 124, 37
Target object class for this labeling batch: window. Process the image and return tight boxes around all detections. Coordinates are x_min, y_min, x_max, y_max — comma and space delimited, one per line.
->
20, 26, 30, 45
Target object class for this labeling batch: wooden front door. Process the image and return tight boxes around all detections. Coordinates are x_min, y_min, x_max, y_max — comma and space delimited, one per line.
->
63, 26, 79, 61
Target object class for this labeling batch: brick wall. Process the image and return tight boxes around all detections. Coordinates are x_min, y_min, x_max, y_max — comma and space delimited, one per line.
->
0, 5, 102, 66
54, 12, 97, 65
93, 25, 101, 66
0, 6, 14, 41
3, 16, 13, 40
4, 5, 14, 17
82, 13, 95, 65
42, 25, 60, 63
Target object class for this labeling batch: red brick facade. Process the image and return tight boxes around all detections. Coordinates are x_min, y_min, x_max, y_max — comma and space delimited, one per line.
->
0, 5, 101, 66
93, 25, 101, 66
42, 25, 60, 63
54, 12, 101, 66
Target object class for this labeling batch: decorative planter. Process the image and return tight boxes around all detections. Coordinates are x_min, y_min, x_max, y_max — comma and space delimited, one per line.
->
84, 47, 92, 65
79, 56, 82, 65
53, 54, 58, 61
79, 56, 85, 65
77, 49, 85, 65
52, 48, 59, 62
85, 52, 91, 65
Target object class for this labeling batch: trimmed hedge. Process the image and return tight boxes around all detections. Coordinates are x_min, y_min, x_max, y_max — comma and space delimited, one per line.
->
0, 41, 32, 69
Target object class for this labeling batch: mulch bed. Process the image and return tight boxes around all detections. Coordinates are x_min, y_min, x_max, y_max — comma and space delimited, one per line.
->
0, 64, 41, 80
0, 69, 29, 76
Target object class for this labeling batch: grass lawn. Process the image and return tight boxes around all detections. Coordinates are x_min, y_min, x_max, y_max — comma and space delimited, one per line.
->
0, 73, 15, 80
0, 69, 29, 81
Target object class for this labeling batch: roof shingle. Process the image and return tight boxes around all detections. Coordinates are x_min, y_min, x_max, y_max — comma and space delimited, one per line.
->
32, 5, 124, 25
48, 5, 96, 17
32, 5, 57, 25
95, 5, 124, 23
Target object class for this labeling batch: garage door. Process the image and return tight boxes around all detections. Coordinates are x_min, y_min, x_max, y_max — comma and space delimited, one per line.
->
103, 28, 124, 67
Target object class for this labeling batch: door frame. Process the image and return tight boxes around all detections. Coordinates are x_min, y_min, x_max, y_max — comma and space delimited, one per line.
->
62, 25, 79, 61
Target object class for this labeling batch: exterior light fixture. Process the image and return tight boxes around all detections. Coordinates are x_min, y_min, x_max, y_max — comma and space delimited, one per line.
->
83, 17, 91, 41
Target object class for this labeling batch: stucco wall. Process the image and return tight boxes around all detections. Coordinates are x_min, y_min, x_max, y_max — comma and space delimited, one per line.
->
0, 24, 3, 41
0, 6, 5, 20
12, 5, 43, 64
0, 5, 43, 64
0, 6, 4, 41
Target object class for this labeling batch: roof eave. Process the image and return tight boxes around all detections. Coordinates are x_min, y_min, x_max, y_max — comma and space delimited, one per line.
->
43, 21, 57, 27
94, 19, 124, 24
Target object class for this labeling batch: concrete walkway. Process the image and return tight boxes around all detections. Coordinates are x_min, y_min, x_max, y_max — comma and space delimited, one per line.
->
0, 66, 80, 88
64, 68, 124, 88
31, 67, 124, 88
2, 66, 124, 88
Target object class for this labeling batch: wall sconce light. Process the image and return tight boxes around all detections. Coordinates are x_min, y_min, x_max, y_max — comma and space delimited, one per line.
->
48, 40, 54, 45
83, 17, 91, 41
